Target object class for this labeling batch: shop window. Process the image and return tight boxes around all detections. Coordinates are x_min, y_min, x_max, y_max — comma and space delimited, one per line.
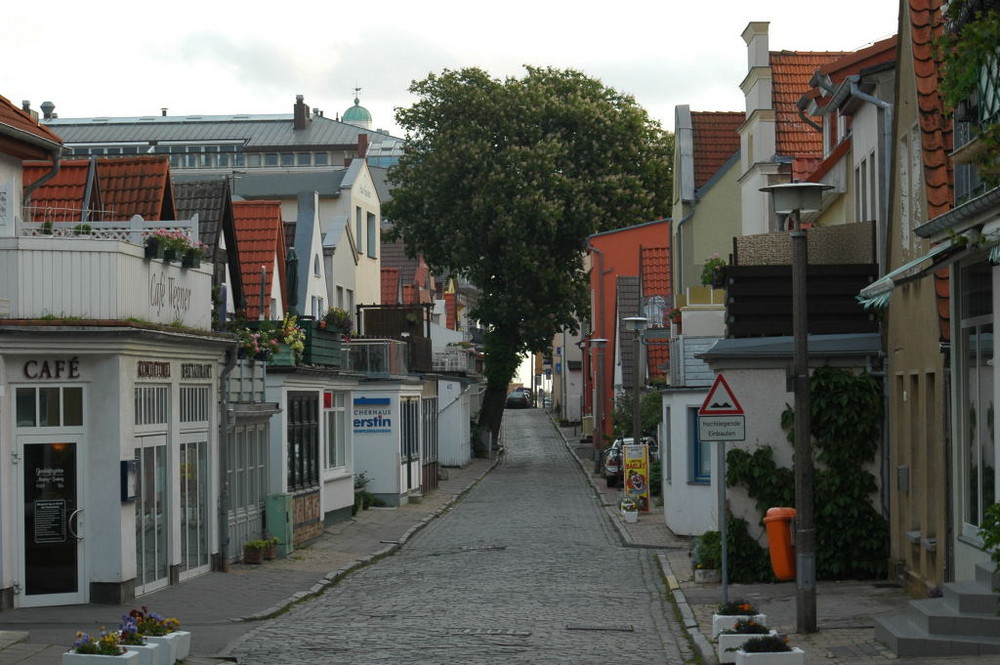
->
422, 397, 438, 464
287, 391, 319, 490
689, 407, 710, 484
15, 386, 83, 428
401, 397, 419, 460
325, 393, 347, 470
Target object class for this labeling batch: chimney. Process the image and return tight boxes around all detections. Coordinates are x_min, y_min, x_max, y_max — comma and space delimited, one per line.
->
40, 101, 56, 120
742, 22, 770, 69
294, 94, 310, 130
21, 100, 30, 112
741, 22, 773, 115
357, 133, 368, 158
161, 107, 168, 116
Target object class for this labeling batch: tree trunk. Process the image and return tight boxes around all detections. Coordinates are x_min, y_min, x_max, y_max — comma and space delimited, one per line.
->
477, 382, 507, 453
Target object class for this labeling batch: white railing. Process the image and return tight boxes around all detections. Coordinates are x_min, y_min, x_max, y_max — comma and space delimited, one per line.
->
19, 213, 199, 245
433, 348, 477, 373
346, 339, 408, 376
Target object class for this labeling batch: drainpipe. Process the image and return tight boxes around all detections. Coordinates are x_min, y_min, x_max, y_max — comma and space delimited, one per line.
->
22, 149, 63, 215
217, 345, 238, 570
673, 210, 695, 294
849, 79, 893, 270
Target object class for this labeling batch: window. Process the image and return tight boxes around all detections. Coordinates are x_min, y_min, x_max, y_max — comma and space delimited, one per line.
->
401, 397, 420, 460
325, 393, 348, 470
16, 386, 83, 427
287, 391, 319, 490
336, 286, 345, 309
264, 153, 279, 167
135, 385, 169, 426
355, 206, 363, 256
367, 212, 377, 258
422, 397, 438, 464
281, 153, 295, 167
958, 261, 995, 534
314, 152, 329, 166
180, 385, 211, 423
689, 407, 710, 483
297, 153, 312, 166
313, 255, 321, 275
246, 154, 261, 168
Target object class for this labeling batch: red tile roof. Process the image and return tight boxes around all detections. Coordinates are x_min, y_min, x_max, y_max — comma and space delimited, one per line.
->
691, 112, 744, 188
771, 51, 847, 157
233, 200, 287, 320
23, 159, 103, 222
25, 156, 176, 222
0, 94, 62, 160
381, 267, 401, 304
817, 36, 898, 82
909, 0, 953, 341
640, 244, 671, 383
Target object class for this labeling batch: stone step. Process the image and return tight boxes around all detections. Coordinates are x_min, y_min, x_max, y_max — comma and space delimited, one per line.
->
944, 579, 1000, 615
874, 614, 1000, 657
975, 560, 1000, 589
905, 596, 1000, 637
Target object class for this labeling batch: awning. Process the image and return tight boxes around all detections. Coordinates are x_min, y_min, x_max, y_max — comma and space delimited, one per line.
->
856, 240, 959, 310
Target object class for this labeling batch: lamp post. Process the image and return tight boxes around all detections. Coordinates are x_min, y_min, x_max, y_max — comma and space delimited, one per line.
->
623, 317, 649, 444
591, 338, 609, 473
760, 181, 831, 634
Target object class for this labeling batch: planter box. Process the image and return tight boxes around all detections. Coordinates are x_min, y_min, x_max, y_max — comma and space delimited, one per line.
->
63, 651, 140, 664
621, 509, 638, 523
144, 631, 190, 665
243, 546, 265, 564
713, 613, 768, 638
123, 643, 160, 665
268, 343, 296, 367
718, 630, 778, 664
735, 646, 804, 665
302, 322, 344, 367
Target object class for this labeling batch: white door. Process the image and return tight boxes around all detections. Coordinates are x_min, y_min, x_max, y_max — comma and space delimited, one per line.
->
134, 435, 169, 595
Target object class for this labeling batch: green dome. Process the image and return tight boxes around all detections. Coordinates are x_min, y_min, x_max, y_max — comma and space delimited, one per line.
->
343, 97, 372, 124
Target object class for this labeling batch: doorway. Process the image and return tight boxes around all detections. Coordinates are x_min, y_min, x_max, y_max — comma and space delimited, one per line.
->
19, 440, 85, 607
134, 436, 169, 595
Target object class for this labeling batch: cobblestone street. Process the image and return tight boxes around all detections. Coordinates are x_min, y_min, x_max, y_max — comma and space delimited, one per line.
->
227, 409, 692, 664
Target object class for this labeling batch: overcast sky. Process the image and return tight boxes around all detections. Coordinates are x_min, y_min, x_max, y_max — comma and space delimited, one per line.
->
7, 1, 899, 137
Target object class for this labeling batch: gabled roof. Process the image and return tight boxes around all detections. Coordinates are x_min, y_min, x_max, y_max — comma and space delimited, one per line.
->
0, 94, 62, 160
691, 112, 743, 189
640, 245, 671, 383
381, 267, 401, 304
771, 51, 847, 156
233, 200, 287, 320
178, 169, 348, 198
23, 159, 103, 222
24, 155, 175, 222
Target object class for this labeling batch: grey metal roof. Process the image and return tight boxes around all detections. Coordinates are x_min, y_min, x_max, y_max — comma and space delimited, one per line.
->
176, 170, 348, 198
697, 333, 882, 360
43, 113, 401, 150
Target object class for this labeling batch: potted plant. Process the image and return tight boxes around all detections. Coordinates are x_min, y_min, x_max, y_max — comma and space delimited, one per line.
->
181, 243, 207, 269
734, 633, 804, 665
277, 314, 306, 363
64, 629, 137, 663
73, 223, 93, 236
128, 606, 189, 665
701, 253, 728, 288
712, 598, 767, 638
235, 322, 280, 362
321, 306, 353, 336
263, 536, 280, 561
117, 615, 158, 665
143, 230, 197, 263
620, 496, 639, 523
243, 539, 268, 564
717, 618, 777, 664
693, 530, 721, 584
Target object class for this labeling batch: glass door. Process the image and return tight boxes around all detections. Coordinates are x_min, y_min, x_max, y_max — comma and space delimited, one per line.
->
179, 439, 210, 579
19, 441, 85, 607
134, 436, 169, 595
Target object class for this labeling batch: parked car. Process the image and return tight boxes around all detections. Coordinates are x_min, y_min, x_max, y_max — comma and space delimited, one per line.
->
505, 391, 530, 409
601, 437, 632, 487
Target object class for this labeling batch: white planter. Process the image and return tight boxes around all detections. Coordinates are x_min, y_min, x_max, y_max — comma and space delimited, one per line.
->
695, 568, 721, 584
621, 509, 638, 523
735, 646, 805, 665
712, 613, 768, 638
143, 631, 190, 665
123, 643, 160, 665
63, 651, 140, 664
717, 630, 778, 664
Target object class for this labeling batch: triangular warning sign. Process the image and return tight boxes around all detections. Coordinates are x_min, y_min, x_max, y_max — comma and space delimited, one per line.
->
699, 374, 744, 415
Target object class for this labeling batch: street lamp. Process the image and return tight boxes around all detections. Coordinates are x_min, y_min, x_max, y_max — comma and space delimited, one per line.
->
591, 338, 609, 473
623, 316, 649, 444
760, 181, 831, 635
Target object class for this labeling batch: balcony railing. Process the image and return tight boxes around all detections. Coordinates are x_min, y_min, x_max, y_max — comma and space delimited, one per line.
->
433, 347, 478, 374
346, 338, 408, 376
227, 359, 268, 403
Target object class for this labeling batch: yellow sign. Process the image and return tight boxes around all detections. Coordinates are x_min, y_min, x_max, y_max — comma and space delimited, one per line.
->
623, 444, 650, 512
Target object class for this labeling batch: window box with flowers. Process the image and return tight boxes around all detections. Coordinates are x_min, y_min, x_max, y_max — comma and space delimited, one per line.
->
712, 599, 767, 638
235, 322, 281, 362
319, 306, 353, 337
117, 615, 159, 665
143, 230, 206, 266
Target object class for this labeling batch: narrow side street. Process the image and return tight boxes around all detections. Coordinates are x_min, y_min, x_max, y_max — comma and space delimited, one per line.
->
225, 408, 693, 664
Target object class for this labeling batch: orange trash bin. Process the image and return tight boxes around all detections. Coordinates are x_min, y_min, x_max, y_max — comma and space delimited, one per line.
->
763, 507, 797, 581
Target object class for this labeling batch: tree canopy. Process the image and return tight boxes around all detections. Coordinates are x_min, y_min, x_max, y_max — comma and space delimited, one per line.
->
384, 66, 674, 437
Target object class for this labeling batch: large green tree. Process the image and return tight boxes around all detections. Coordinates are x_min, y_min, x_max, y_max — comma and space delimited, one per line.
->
385, 66, 673, 441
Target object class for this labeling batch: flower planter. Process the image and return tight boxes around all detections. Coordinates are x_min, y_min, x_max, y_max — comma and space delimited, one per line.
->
181, 250, 201, 269
735, 646, 804, 665
63, 651, 140, 664
268, 343, 296, 367
713, 613, 768, 638
718, 630, 778, 664
264, 543, 277, 560
144, 631, 190, 665
123, 642, 160, 665
695, 568, 721, 584
162, 248, 178, 263
144, 240, 163, 260
243, 546, 265, 564
621, 509, 638, 523
302, 321, 344, 367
